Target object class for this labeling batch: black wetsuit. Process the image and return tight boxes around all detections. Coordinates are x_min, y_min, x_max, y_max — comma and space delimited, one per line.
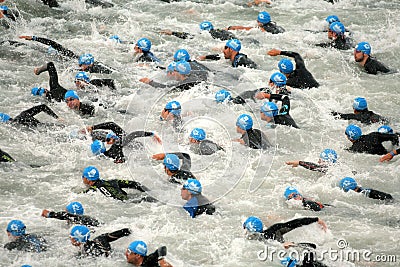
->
46, 211, 100, 227
136, 51, 161, 64
85, 179, 150, 201
204, 53, 257, 69
35, 62, 67, 102
184, 194, 216, 218
269, 94, 299, 128
170, 28, 236, 41
356, 187, 393, 202
168, 152, 196, 184
347, 132, 398, 155
363, 57, 391, 75
4, 234, 47, 252
91, 122, 154, 163
298, 161, 328, 173
77, 102, 95, 117
316, 36, 353, 50
259, 217, 319, 243
149, 71, 207, 92
190, 140, 224, 155
27, 37, 114, 73
241, 128, 270, 150
260, 22, 285, 34
41, 0, 59, 7
279, 51, 319, 89
79, 228, 131, 257
140, 248, 167, 267
332, 109, 388, 124
0, 148, 15, 163
9, 104, 59, 128
301, 198, 325, 211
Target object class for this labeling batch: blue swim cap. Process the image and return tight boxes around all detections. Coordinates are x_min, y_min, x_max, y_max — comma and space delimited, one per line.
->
257, 11, 271, 24
7, 220, 26, 236
174, 49, 190, 62
236, 114, 253, 130
284, 186, 301, 200
182, 179, 202, 194
136, 38, 151, 52
278, 59, 294, 74
281, 257, 298, 267
21, 265, 32, 267
190, 128, 206, 141
215, 89, 232, 103
345, 124, 362, 140
91, 140, 106, 155
326, 15, 340, 24
353, 97, 367, 111
163, 154, 180, 171
329, 22, 345, 35
0, 113, 11, 122
378, 125, 393, 134
128, 240, 148, 256
109, 35, 122, 43
243, 216, 263, 233
200, 21, 214, 31
225, 39, 241, 52
82, 166, 100, 181
270, 72, 287, 87
31, 87, 46, 96
167, 62, 177, 73
320, 148, 338, 163
70, 225, 90, 243
260, 101, 279, 117
355, 42, 371, 55
106, 130, 120, 140
165, 101, 181, 116
175, 61, 191, 75
75, 72, 91, 83
0, 5, 8, 11
64, 90, 79, 101
66, 202, 84, 215
79, 53, 94, 65
339, 177, 358, 192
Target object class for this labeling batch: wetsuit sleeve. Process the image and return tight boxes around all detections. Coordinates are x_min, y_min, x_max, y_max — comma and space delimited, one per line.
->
90, 79, 116, 90
20, 104, 59, 119
361, 189, 393, 201
266, 217, 319, 242
280, 51, 306, 70
171, 152, 191, 171
122, 131, 153, 146
0, 149, 15, 162
41, 0, 59, 8
375, 132, 399, 146
31, 36, 77, 58
104, 228, 131, 242
171, 31, 194, 39
116, 179, 149, 192
204, 54, 221, 61
331, 111, 359, 121
315, 42, 332, 48
47, 211, 72, 221
299, 161, 327, 173
302, 199, 324, 211
148, 80, 168, 88
269, 94, 291, 114
92, 122, 125, 137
